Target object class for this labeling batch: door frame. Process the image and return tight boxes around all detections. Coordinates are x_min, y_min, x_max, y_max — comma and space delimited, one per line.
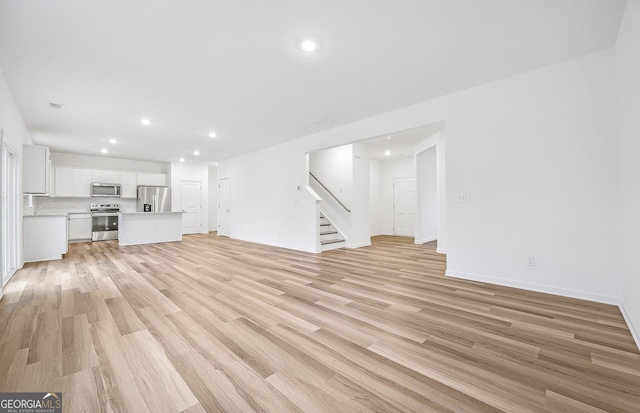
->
1, 130, 20, 287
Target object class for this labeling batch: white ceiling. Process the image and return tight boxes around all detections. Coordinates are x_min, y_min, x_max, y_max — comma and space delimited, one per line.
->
363, 122, 445, 161
0, 0, 626, 163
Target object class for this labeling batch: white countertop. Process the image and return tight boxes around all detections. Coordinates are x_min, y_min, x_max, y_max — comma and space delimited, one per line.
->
119, 211, 183, 215
23, 212, 68, 218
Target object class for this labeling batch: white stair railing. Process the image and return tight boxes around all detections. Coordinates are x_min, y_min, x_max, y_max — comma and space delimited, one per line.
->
309, 173, 351, 244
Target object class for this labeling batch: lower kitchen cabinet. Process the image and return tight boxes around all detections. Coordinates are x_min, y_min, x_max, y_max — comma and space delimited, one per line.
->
23, 214, 68, 262
68, 213, 92, 241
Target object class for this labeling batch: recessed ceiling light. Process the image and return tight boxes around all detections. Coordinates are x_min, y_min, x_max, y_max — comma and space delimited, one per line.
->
179, 157, 185, 162
109, 138, 117, 144
101, 148, 108, 154
193, 150, 200, 156
384, 150, 391, 156
209, 132, 216, 138
301, 38, 317, 53
386, 136, 392, 140
141, 118, 151, 126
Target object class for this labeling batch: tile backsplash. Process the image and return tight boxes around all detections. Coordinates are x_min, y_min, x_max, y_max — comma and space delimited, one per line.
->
31, 197, 137, 213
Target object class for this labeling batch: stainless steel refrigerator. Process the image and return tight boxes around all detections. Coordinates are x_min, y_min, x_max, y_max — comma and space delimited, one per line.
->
137, 185, 171, 212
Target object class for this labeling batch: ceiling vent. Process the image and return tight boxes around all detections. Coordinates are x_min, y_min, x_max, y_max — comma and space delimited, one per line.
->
311, 117, 333, 126
49, 102, 64, 109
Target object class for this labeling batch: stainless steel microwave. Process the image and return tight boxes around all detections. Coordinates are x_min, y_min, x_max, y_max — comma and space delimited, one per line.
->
90, 182, 122, 197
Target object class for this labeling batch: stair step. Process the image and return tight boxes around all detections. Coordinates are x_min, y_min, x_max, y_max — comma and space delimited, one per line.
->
321, 238, 344, 246
320, 230, 337, 236
320, 223, 330, 227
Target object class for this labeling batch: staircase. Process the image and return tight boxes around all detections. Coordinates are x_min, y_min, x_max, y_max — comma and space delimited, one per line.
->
319, 213, 346, 251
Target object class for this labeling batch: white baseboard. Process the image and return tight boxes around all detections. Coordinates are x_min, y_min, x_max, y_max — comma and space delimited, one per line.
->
445, 269, 619, 305
436, 248, 446, 254
347, 242, 372, 249
231, 235, 319, 253
620, 303, 640, 352
415, 236, 437, 244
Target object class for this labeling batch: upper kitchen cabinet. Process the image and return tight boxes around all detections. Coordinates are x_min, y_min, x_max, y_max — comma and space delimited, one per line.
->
54, 167, 92, 197
120, 172, 137, 198
92, 169, 120, 184
23, 145, 51, 195
137, 173, 166, 186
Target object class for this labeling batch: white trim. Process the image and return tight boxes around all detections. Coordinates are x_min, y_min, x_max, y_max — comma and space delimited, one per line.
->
436, 248, 446, 254
414, 236, 437, 244
231, 235, 319, 254
347, 241, 371, 249
620, 304, 640, 352
445, 269, 619, 305
2, 267, 17, 286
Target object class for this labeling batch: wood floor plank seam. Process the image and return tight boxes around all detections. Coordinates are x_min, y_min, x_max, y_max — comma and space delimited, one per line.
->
1, 235, 639, 412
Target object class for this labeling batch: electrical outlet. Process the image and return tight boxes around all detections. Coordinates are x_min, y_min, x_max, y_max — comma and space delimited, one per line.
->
526, 256, 535, 267
457, 193, 470, 203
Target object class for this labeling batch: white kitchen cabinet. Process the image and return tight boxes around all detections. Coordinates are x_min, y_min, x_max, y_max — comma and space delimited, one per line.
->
68, 213, 92, 241
23, 215, 68, 262
54, 167, 74, 197
92, 169, 120, 184
107, 170, 120, 183
120, 172, 138, 198
73, 169, 92, 197
138, 173, 166, 186
54, 167, 92, 197
23, 145, 51, 195
54, 166, 166, 197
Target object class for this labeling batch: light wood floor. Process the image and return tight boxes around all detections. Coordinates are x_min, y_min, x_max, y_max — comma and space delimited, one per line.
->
1, 235, 639, 412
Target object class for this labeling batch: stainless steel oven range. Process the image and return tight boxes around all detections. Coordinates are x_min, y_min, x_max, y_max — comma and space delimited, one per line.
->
91, 203, 120, 241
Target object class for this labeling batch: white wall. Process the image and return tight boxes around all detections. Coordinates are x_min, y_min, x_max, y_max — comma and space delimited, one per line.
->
50, 152, 164, 172
218, 139, 318, 252
309, 144, 353, 209
416, 147, 437, 243
379, 157, 414, 236
221, 47, 620, 305
208, 166, 218, 232
369, 159, 382, 236
169, 162, 208, 234
0, 67, 32, 289
350, 142, 371, 248
443, 50, 619, 303
615, 0, 640, 344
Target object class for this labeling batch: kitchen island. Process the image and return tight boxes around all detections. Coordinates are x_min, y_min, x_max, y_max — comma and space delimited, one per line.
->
118, 212, 183, 246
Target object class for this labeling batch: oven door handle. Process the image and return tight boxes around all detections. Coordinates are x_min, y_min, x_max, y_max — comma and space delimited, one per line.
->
91, 213, 119, 217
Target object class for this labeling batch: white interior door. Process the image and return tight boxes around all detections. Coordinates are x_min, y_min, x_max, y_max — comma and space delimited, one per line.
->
181, 180, 202, 235
393, 177, 415, 237
218, 178, 230, 237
